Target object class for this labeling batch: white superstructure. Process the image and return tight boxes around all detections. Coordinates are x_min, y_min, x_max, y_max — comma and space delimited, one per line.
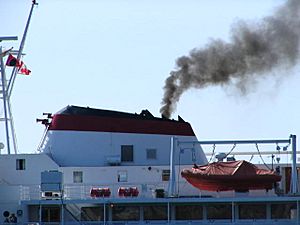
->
0, 105, 299, 225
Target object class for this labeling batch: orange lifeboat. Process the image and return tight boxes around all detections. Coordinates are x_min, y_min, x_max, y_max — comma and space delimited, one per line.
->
181, 160, 281, 192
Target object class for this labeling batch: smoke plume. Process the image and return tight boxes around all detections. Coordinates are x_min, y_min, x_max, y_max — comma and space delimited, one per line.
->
160, 0, 300, 118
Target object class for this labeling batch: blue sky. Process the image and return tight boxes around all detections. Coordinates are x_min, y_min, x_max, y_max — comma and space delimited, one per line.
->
1, 0, 299, 163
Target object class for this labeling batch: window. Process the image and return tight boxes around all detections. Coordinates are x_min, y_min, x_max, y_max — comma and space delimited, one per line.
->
271, 203, 297, 219
16, 159, 25, 170
81, 206, 104, 221
175, 205, 203, 220
239, 204, 266, 219
112, 205, 140, 221
162, 170, 170, 181
144, 205, 167, 220
121, 145, 133, 162
146, 149, 157, 160
73, 171, 83, 183
117, 171, 128, 182
41, 206, 60, 222
207, 204, 232, 220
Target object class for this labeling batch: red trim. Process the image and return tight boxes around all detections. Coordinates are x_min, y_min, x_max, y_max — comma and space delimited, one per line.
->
49, 114, 195, 136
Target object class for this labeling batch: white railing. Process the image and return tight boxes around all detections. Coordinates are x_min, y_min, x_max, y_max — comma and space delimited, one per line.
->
19, 182, 173, 201
20, 185, 40, 200
16, 182, 286, 201
64, 182, 170, 200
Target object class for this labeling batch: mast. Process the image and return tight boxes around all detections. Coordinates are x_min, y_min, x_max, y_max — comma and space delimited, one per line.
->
0, 44, 14, 154
0, 0, 38, 154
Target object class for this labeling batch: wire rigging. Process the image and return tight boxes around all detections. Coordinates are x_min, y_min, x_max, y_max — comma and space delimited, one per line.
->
255, 143, 271, 170
225, 143, 236, 158
249, 154, 254, 162
208, 144, 216, 163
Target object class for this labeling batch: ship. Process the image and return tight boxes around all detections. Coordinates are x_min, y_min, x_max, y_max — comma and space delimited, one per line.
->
0, 104, 299, 225
1, 1, 300, 225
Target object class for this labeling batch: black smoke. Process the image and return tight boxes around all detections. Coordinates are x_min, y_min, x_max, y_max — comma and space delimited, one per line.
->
160, 0, 300, 118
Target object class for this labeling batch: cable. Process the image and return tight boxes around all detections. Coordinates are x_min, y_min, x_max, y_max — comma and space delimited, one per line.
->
249, 155, 254, 162
255, 143, 271, 170
208, 144, 216, 163
225, 144, 236, 158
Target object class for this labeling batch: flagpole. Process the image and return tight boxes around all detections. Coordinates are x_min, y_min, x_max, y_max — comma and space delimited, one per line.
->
7, 0, 38, 97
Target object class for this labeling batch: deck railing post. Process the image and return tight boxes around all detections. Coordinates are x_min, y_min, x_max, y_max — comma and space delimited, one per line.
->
168, 137, 177, 197
290, 134, 298, 194
231, 202, 235, 223
61, 202, 64, 225
297, 200, 299, 225
167, 201, 170, 224
103, 202, 106, 225
39, 204, 42, 225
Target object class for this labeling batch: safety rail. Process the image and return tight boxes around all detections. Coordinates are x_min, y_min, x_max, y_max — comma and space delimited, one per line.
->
14, 181, 282, 201
18, 182, 174, 201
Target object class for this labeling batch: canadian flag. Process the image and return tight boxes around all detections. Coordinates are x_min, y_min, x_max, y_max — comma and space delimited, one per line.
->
18, 63, 31, 75
6, 54, 22, 68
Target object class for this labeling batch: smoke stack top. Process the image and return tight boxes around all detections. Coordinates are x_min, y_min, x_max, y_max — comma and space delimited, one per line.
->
160, 0, 300, 119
